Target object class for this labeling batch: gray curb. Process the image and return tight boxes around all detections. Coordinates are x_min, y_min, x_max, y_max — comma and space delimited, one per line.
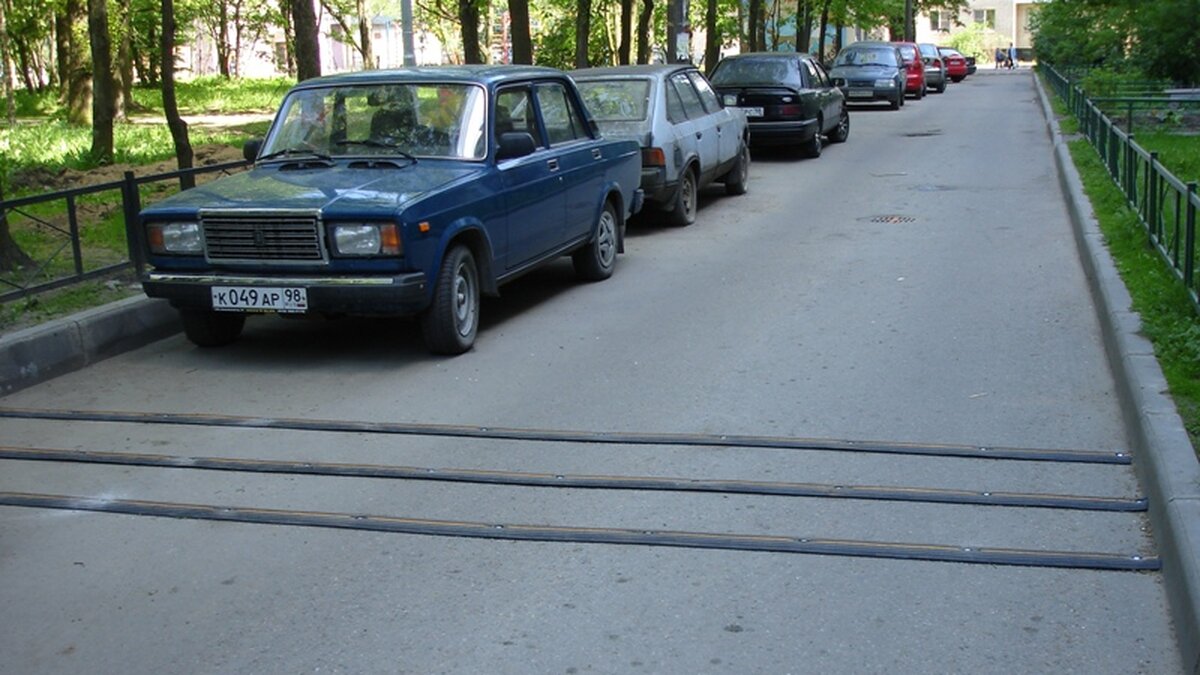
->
0, 296, 181, 396
1034, 72, 1200, 673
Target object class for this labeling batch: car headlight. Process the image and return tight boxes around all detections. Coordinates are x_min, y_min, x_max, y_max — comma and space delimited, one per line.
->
148, 222, 202, 254
332, 223, 401, 256
876, 79, 895, 88
722, 94, 737, 106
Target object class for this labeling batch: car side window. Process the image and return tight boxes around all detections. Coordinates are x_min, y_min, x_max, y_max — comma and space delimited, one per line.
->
496, 86, 543, 147
665, 82, 688, 124
686, 71, 723, 114
535, 82, 589, 146
669, 73, 708, 120
809, 61, 831, 88
801, 60, 819, 88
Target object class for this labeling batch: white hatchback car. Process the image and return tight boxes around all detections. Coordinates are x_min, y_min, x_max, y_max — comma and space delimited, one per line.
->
574, 65, 750, 226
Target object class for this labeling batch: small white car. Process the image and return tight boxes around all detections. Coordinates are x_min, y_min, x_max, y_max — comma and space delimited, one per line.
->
574, 65, 750, 226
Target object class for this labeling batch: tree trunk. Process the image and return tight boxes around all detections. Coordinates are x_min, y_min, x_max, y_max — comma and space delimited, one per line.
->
635, 0, 652, 64
510, 0, 532, 64
458, 0, 481, 64
216, 3, 231, 77
704, 0, 718, 74
161, 0, 194, 189
55, 9, 69, 97
114, 0, 133, 120
574, 0, 591, 68
65, 0, 89, 124
87, 0, 114, 164
618, 0, 632, 65
1, 0, 15, 127
795, 0, 811, 54
747, 0, 760, 51
0, 183, 36, 272
357, 0, 375, 68
291, 0, 321, 80
277, 0, 296, 77
816, 0, 829, 65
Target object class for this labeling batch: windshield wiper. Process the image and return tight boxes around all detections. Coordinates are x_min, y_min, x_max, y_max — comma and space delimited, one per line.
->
334, 139, 418, 163
257, 147, 333, 163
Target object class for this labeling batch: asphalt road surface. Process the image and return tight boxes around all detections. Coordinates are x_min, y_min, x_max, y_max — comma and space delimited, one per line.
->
0, 70, 1182, 673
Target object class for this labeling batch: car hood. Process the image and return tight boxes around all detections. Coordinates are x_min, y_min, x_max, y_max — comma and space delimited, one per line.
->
142, 162, 484, 216
594, 120, 652, 148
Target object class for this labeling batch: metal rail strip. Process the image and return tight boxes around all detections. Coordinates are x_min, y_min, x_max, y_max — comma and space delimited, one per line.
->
0, 408, 1133, 464
0, 445, 1147, 513
0, 492, 1159, 571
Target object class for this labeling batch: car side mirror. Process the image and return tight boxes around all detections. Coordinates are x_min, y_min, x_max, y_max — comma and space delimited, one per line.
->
243, 138, 262, 162
496, 132, 537, 160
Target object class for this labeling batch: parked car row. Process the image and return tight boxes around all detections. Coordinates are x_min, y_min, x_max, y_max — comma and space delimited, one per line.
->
137, 54, 862, 356
828, 40, 973, 109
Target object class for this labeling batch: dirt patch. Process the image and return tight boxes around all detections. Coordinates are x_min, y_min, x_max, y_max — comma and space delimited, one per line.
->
7, 144, 247, 194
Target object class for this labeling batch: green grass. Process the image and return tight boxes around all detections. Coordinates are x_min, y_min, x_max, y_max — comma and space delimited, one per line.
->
1067, 138, 1200, 447
130, 76, 294, 115
1135, 133, 1200, 183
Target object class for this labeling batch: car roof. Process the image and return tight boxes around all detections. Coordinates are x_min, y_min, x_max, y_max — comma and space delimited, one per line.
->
720, 52, 809, 60
573, 64, 694, 79
844, 41, 898, 49
291, 65, 568, 90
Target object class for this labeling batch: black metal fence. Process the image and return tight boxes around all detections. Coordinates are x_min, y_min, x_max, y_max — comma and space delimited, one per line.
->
1043, 64, 1200, 312
0, 160, 249, 304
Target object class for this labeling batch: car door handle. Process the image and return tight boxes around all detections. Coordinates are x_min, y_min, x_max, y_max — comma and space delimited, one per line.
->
695, 132, 703, 139
591, 149, 602, 160
547, 158, 559, 171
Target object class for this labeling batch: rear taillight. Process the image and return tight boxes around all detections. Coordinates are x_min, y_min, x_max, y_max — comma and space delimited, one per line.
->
777, 104, 803, 116
642, 147, 666, 167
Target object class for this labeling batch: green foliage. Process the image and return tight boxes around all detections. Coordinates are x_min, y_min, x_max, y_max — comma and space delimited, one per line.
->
1133, 0, 1200, 85
944, 22, 1002, 61
1030, 0, 1132, 67
1137, 133, 1200, 183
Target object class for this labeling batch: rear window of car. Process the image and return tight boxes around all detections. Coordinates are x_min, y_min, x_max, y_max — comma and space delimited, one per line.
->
919, 44, 938, 58
576, 79, 651, 122
833, 47, 898, 67
896, 44, 918, 60
711, 58, 801, 88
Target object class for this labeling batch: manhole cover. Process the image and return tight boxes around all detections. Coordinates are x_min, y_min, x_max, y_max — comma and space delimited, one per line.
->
868, 215, 917, 224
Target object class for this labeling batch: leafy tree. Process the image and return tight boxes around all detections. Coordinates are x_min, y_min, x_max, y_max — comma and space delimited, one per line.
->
87, 0, 114, 163
1030, 0, 1132, 68
161, 0, 194, 187
291, 0, 322, 79
1133, 0, 1200, 85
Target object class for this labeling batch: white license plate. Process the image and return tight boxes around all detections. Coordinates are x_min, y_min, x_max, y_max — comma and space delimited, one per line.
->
212, 286, 308, 313
848, 90, 874, 98
741, 106, 764, 118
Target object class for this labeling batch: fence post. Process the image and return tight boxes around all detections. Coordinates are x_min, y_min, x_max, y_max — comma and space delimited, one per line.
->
1186, 183, 1197, 291
1148, 152, 1159, 240
65, 195, 84, 279
121, 171, 146, 278
1127, 101, 1134, 134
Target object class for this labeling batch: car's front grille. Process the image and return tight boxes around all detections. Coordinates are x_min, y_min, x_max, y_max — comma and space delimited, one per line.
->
201, 212, 325, 263
847, 78, 876, 88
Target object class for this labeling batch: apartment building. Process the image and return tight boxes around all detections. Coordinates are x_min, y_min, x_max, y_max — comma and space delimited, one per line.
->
917, 0, 1045, 59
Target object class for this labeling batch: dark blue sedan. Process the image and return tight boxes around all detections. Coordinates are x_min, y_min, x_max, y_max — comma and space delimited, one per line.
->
139, 66, 643, 354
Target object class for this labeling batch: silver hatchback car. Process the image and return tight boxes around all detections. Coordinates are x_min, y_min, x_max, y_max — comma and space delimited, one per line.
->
573, 65, 750, 226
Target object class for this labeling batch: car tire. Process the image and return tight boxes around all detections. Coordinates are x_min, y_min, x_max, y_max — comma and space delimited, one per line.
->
421, 244, 479, 355
891, 93, 901, 110
952, 76, 964, 83
180, 309, 245, 347
574, 201, 619, 281
724, 144, 750, 196
829, 108, 850, 144
936, 78, 947, 93
801, 117, 823, 158
667, 167, 698, 226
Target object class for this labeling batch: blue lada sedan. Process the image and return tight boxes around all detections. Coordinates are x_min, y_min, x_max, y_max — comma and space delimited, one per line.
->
139, 66, 643, 354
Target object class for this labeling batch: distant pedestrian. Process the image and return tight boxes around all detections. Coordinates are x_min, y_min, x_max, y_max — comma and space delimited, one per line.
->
1008, 43, 1018, 70
995, 47, 1003, 69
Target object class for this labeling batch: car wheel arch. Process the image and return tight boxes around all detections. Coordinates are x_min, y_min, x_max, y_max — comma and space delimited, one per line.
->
437, 222, 498, 297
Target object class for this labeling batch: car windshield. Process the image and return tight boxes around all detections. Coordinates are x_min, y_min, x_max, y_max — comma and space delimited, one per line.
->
711, 58, 801, 87
896, 45, 917, 61
261, 82, 488, 161
576, 79, 652, 122
919, 44, 938, 58
833, 47, 898, 67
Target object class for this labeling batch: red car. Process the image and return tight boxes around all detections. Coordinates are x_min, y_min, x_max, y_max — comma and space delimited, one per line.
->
937, 47, 970, 82
891, 42, 926, 99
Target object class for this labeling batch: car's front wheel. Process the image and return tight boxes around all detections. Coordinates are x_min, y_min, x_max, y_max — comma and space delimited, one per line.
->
421, 244, 479, 355
573, 201, 619, 281
180, 309, 245, 347
724, 143, 750, 196
829, 109, 850, 143
667, 167, 698, 226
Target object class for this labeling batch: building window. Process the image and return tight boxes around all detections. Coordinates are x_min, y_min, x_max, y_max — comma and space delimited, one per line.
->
973, 9, 996, 28
929, 11, 952, 31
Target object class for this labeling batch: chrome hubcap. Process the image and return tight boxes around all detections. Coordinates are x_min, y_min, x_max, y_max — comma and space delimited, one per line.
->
453, 263, 476, 337
597, 211, 616, 266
